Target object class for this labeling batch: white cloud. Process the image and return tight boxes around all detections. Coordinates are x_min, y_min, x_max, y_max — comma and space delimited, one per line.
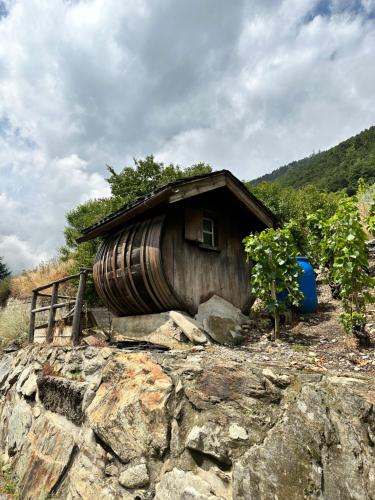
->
0, 0, 374, 272
0, 235, 48, 272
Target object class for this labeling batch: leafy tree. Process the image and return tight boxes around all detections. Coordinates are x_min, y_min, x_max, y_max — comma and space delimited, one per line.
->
0, 257, 10, 280
107, 155, 212, 201
243, 226, 303, 340
60, 197, 123, 303
248, 181, 343, 225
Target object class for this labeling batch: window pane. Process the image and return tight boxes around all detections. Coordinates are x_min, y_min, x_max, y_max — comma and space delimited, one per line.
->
203, 231, 214, 246
203, 218, 213, 232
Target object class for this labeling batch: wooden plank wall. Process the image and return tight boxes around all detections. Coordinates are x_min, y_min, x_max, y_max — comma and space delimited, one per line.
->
161, 188, 256, 314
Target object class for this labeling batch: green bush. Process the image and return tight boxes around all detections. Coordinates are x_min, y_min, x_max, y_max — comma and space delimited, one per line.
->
243, 225, 303, 339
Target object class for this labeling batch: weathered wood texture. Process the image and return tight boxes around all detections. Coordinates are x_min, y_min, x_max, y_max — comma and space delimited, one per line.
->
162, 189, 255, 313
94, 188, 262, 315
93, 215, 182, 316
29, 270, 91, 344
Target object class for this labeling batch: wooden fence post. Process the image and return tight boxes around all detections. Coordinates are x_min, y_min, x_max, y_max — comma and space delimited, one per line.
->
46, 283, 59, 343
28, 291, 38, 344
71, 271, 87, 346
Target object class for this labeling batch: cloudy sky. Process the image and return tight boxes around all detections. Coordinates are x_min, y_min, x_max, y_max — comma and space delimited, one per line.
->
0, 0, 374, 272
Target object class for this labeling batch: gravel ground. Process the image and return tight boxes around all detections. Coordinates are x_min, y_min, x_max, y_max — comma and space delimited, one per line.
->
228, 274, 375, 374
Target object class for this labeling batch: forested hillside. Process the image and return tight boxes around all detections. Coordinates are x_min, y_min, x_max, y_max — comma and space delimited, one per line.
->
254, 126, 375, 193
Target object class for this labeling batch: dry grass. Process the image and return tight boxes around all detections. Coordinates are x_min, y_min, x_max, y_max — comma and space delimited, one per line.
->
343, 335, 359, 351
10, 259, 75, 300
0, 278, 11, 307
0, 299, 29, 348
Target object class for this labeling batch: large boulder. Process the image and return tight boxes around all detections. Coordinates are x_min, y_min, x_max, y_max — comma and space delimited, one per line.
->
112, 313, 191, 350
185, 420, 249, 465
86, 352, 172, 463
232, 375, 375, 500
118, 462, 149, 489
0, 354, 14, 388
195, 295, 248, 345
14, 413, 77, 500
155, 468, 231, 500
62, 428, 127, 499
7, 399, 33, 455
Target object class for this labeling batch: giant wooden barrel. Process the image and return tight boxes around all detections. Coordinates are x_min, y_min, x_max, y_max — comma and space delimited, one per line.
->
93, 215, 182, 316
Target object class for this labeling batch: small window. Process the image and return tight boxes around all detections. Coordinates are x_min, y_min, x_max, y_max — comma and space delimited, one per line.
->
184, 207, 219, 250
202, 217, 217, 248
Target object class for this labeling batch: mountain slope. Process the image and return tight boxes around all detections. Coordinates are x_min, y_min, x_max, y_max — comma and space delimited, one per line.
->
254, 126, 375, 193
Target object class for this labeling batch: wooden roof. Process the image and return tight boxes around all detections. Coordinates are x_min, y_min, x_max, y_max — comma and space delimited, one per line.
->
78, 170, 275, 242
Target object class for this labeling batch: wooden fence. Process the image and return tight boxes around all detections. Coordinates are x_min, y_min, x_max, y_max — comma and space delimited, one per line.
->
28, 269, 91, 345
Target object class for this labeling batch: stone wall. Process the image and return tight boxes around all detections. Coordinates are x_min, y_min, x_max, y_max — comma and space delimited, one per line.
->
0, 344, 374, 499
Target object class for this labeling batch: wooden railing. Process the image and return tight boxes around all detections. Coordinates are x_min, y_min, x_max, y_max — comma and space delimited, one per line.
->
28, 268, 92, 345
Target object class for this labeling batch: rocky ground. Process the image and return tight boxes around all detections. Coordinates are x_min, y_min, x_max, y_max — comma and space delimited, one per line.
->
240, 280, 375, 374
0, 251, 373, 499
0, 338, 374, 499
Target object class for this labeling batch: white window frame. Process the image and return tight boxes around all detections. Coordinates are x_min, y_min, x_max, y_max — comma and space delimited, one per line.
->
202, 217, 216, 248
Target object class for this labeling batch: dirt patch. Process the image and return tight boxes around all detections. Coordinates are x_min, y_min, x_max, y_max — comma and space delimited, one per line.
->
241, 276, 375, 374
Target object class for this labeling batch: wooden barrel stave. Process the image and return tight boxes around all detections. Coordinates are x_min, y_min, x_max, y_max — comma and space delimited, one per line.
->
93, 215, 182, 315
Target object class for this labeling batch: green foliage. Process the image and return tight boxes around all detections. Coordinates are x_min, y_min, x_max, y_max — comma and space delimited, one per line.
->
107, 155, 212, 201
305, 210, 328, 266
243, 226, 303, 339
356, 177, 371, 196
0, 257, 11, 308
254, 126, 375, 194
60, 197, 122, 304
248, 181, 343, 226
61, 156, 213, 303
0, 459, 19, 497
368, 195, 375, 235
0, 256, 10, 281
310, 198, 374, 338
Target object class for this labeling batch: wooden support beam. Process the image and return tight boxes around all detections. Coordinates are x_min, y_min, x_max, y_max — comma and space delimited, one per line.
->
31, 301, 74, 314
37, 292, 71, 300
71, 271, 87, 346
28, 291, 38, 344
46, 283, 59, 343
32, 273, 81, 293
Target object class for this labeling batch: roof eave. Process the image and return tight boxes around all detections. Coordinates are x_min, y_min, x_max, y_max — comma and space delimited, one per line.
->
77, 170, 275, 243
76, 188, 171, 243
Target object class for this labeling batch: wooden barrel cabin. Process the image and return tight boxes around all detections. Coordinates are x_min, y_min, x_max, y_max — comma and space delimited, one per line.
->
78, 170, 275, 316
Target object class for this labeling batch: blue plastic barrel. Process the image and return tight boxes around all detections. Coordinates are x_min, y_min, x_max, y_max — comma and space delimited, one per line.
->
296, 257, 318, 313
